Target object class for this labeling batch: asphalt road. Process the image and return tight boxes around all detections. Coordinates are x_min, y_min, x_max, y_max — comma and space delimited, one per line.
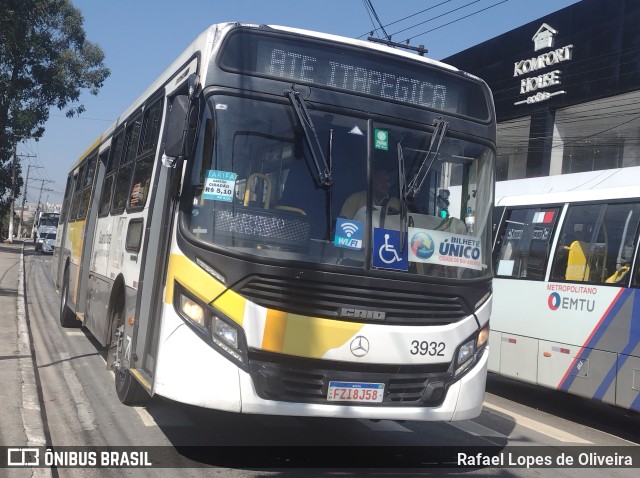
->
13, 246, 640, 477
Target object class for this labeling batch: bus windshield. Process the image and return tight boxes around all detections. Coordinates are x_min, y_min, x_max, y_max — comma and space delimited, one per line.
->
184, 94, 494, 279
39, 215, 59, 228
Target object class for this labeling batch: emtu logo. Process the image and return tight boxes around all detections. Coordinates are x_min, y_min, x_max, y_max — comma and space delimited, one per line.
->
548, 292, 561, 310
547, 292, 596, 312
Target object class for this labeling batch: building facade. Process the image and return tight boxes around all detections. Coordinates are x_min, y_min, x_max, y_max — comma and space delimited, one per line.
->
443, 0, 640, 185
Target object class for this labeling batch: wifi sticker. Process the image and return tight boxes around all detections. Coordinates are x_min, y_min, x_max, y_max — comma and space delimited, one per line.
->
334, 218, 363, 250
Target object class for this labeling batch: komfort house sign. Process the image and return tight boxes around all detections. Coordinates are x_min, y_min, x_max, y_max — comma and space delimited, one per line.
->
513, 23, 574, 106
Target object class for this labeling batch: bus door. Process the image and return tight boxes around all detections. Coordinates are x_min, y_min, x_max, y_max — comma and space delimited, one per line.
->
491, 205, 562, 381
123, 94, 177, 386
52, 176, 74, 289
75, 152, 101, 323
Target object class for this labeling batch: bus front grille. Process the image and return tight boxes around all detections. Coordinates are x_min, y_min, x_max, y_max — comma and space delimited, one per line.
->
236, 275, 469, 325
248, 351, 452, 407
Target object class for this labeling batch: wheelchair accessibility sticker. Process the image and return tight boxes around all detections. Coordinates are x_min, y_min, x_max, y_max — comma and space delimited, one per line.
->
372, 228, 408, 271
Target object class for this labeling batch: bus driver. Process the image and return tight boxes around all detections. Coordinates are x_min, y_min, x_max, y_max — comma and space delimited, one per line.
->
339, 167, 401, 219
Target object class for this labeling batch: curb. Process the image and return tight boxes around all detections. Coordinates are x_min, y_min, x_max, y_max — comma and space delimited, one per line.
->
17, 244, 46, 447
17, 244, 53, 477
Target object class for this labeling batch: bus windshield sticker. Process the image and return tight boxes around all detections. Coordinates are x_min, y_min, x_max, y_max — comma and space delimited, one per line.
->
203, 170, 237, 202
334, 218, 363, 250
533, 211, 555, 223
497, 260, 515, 276
532, 228, 551, 240
374, 129, 389, 150
372, 228, 408, 271
408, 227, 483, 271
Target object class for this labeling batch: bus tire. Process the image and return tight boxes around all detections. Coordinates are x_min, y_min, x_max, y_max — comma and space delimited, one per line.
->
110, 299, 149, 405
59, 267, 81, 328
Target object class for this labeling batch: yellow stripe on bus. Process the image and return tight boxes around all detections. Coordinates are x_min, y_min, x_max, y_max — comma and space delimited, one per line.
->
70, 136, 102, 172
164, 254, 364, 358
68, 220, 86, 262
261, 309, 288, 351
264, 312, 365, 358
164, 254, 226, 306
211, 289, 246, 326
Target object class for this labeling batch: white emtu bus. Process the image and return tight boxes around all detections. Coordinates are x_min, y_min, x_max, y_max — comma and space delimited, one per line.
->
492, 173, 640, 411
53, 22, 496, 421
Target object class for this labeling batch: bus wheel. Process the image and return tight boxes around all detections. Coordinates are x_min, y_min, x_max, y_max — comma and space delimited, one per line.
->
59, 268, 81, 328
110, 304, 149, 405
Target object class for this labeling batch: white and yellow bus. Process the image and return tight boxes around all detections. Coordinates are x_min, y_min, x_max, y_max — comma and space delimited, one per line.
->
52, 22, 496, 421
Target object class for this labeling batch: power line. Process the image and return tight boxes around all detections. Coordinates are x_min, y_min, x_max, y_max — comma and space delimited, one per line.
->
358, 0, 455, 39
390, 0, 481, 39
361, 0, 379, 38
399, 0, 510, 44
362, 0, 391, 40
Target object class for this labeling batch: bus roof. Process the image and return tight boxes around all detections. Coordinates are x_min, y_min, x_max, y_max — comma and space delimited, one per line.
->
69, 22, 487, 172
269, 24, 465, 75
496, 185, 640, 207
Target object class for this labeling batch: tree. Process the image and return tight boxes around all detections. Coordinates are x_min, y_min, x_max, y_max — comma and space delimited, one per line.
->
0, 0, 110, 237
0, 156, 21, 238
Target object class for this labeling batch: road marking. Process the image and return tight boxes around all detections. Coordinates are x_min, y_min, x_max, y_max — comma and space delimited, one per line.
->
448, 419, 507, 441
65, 331, 84, 336
357, 419, 413, 433
133, 401, 195, 428
134, 406, 157, 427
483, 402, 593, 444
59, 352, 97, 431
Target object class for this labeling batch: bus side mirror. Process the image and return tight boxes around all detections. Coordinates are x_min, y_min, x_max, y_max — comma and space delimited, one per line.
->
163, 95, 198, 162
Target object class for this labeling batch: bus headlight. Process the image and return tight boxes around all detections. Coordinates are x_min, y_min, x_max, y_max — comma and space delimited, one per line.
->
456, 339, 475, 369
454, 324, 489, 377
174, 283, 248, 370
213, 316, 238, 349
179, 295, 206, 328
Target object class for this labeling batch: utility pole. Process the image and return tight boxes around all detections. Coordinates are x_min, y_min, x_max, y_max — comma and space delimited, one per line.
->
5, 139, 36, 243
18, 164, 43, 239
34, 179, 55, 221
7, 141, 17, 243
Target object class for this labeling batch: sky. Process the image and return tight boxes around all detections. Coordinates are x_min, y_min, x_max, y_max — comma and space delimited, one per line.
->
19, 0, 580, 205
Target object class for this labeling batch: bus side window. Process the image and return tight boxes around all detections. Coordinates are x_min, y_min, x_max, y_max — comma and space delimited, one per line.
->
99, 131, 124, 216
77, 152, 98, 220
112, 116, 141, 214
70, 167, 84, 220
59, 175, 74, 223
494, 207, 559, 280
96, 148, 111, 217
129, 98, 163, 210
551, 202, 640, 284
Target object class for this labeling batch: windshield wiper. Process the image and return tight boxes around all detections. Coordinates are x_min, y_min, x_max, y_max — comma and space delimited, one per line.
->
397, 141, 409, 253
284, 86, 333, 187
405, 117, 449, 199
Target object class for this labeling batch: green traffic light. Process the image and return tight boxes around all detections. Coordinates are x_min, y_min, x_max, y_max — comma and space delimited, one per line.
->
439, 209, 448, 218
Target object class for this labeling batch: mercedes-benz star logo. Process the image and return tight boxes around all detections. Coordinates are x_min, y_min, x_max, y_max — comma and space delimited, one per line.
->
350, 336, 369, 357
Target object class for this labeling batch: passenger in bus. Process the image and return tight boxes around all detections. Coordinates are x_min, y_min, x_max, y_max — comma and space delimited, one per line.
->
339, 167, 400, 219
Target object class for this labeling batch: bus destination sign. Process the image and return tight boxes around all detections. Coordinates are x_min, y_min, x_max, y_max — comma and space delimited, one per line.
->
220, 30, 489, 120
